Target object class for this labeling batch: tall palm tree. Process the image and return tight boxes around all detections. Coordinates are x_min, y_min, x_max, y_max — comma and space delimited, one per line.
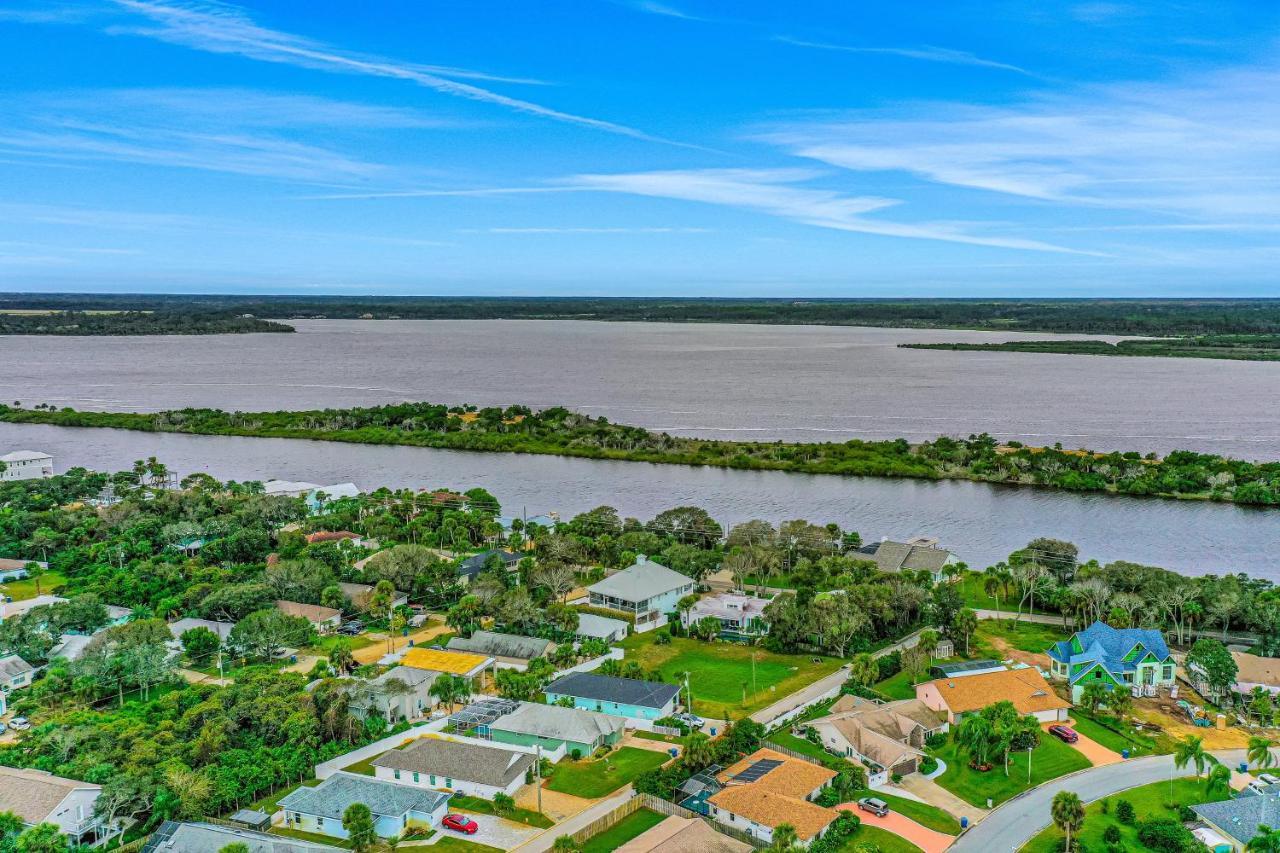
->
1250, 736, 1277, 769
1206, 762, 1232, 798
1175, 734, 1210, 778
1050, 790, 1085, 852
1249, 826, 1280, 853
848, 653, 879, 689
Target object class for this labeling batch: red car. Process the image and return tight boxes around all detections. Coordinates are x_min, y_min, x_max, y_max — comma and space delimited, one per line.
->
442, 814, 479, 835
1048, 724, 1079, 743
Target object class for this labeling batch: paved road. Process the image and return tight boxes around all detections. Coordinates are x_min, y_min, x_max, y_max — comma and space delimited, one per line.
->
948, 749, 1247, 852
973, 610, 1063, 626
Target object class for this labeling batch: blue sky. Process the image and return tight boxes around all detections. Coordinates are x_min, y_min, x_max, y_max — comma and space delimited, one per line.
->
3, 0, 1280, 295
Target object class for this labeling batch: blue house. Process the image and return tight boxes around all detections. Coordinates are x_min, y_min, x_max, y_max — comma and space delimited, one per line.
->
278, 773, 449, 840
1047, 621, 1176, 701
544, 672, 681, 723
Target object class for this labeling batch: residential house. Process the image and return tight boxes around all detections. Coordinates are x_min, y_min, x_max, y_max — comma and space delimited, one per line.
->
103, 604, 132, 627
0, 557, 47, 582
1227, 651, 1280, 699
574, 612, 629, 643
0, 451, 54, 481
488, 702, 626, 758
457, 549, 521, 584
262, 479, 323, 498
0, 767, 109, 846
707, 748, 837, 847
142, 820, 342, 852
353, 666, 440, 723
1047, 621, 1176, 701
168, 617, 236, 645
1192, 784, 1280, 851
372, 737, 535, 798
543, 672, 680, 724
681, 592, 773, 639
616, 815, 752, 853
809, 695, 946, 780
1, 654, 35, 693
49, 634, 96, 662
0, 594, 68, 623
337, 582, 408, 613
917, 666, 1071, 723
446, 630, 553, 670
276, 600, 342, 633
586, 557, 695, 632
304, 531, 366, 547
306, 483, 360, 513
866, 537, 958, 584
277, 772, 450, 840
400, 647, 493, 680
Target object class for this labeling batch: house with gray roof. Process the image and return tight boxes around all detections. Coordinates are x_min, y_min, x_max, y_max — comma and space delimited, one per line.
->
868, 538, 958, 583
488, 702, 626, 759
372, 737, 535, 798
0, 767, 110, 847
168, 617, 236, 644
0, 557, 45, 582
1192, 785, 1280, 850
142, 821, 341, 852
0, 653, 35, 692
544, 673, 681, 724
587, 557, 695, 632
574, 612, 629, 642
447, 630, 553, 670
351, 666, 441, 723
457, 549, 521, 583
277, 772, 450, 840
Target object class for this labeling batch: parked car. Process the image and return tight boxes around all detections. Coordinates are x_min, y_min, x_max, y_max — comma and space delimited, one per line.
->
338, 621, 364, 635
857, 797, 889, 817
1259, 773, 1280, 786
0, 721, 6, 734
674, 712, 704, 729
1047, 724, 1078, 743
442, 814, 478, 835
8, 717, 30, 731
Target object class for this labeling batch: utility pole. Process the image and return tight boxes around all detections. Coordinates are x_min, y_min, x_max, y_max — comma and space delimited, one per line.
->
535, 743, 543, 815
1027, 745, 1032, 785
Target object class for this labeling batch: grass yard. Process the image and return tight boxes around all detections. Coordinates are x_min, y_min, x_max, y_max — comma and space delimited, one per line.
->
271, 827, 354, 849
619, 634, 844, 717
0, 570, 67, 600
545, 747, 670, 798
875, 667, 926, 701
430, 839, 504, 853
1021, 778, 1225, 852
451, 794, 554, 829
868, 791, 962, 835
933, 732, 1092, 808
768, 732, 836, 763
248, 778, 320, 813
837, 824, 924, 852
305, 633, 375, 655
1069, 713, 1168, 757
632, 729, 684, 746
581, 808, 666, 853
970, 619, 1066, 659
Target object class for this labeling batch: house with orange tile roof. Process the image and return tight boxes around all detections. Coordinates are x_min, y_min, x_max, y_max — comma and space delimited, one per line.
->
915, 666, 1071, 724
706, 748, 837, 846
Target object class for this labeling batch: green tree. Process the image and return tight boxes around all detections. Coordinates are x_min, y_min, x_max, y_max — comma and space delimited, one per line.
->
342, 803, 377, 853
429, 674, 470, 713
1174, 734, 1210, 778
1186, 637, 1239, 700
1249, 826, 1280, 852
551, 836, 580, 852
1250, 736, 1277, 769
769, 823, 799, 851
847, 653, 878, 689
180, 626, 220, 662
492, 792, 515, 817
1050, 790, 1085, 852
328, 637, 355, 674
15, 824, 68, 853
1207, 762, 1232, 797
952, 607, 978, 655
1106, 686, 1133, 720
1079, 681, 1110, 715
219, 845, 251, 853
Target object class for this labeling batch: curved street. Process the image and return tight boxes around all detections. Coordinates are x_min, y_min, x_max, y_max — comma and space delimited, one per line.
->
948, 749, 1247, 852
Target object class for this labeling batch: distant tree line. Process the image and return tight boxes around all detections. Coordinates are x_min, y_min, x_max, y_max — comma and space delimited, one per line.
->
0, 310, 292, 335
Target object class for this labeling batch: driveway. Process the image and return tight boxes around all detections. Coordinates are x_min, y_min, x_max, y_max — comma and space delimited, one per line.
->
512, 786, 635, 852
895, 774, 984, 824
1043, 720, 1121, 767
421, 814, 542, 849
839, 804, 955, 853
948, 749, 1247, 852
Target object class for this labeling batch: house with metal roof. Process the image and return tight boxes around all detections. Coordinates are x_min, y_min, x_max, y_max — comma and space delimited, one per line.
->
168, 617, 236, 643
142, 820, 342, 852
1192, 785, 1280, 850
277, 772, 450, 840
372, 737, 535, 798
447, 630, 553, 670
586, 557, 695, 632
0, 767, 110, 847
1047, 621, 1175, 701
544, 672, 681, 723
867, 537, 958, 584
574, 612, 629, 642
457, 549, 522, 583
488, 702, 626, 759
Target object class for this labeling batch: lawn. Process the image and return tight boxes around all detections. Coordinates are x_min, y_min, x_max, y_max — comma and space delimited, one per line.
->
768, 732, 836, 763
581, 808, 666, 853
0, 570, 67, 600
970, 619, 1066, 659
868, 791, 962, 835
545, 747, 670, 798
340, 749, 389, 776
451, 794, 554, 829
619, 634, 844, 717
1069, 713, 1168, 757
430, 839, 504, 853
632, 729, 685, 746
875, 667, 925, 701
837, 824, 923, 853
305, 633, 375, 655
1021, 778, 1225, 853
933, 732, 1092, 808
271, 827, 354, 849
957, 573, 1051, 617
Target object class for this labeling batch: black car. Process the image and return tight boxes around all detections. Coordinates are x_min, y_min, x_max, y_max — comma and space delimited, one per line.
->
338, 621, 364, 635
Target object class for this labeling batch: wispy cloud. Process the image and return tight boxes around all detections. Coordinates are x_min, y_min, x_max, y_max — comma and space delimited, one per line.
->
106, 0, 679, 144
469, 226, 713, 234
625, 1, 703, 21
775, 36, 1031, 75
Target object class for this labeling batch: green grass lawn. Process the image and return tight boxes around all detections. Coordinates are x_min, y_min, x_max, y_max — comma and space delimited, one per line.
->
340, 749, 391, 776
0, 570, 67, 600
933, 733, 1092, 808
869, 791, 962, 835
837, 824, 924, 852
875, 667, 925, 701
545, 747, 670, 798
430, 839, 504, 853
1021, 778, 1225, 852
305, 633, 375, 655
451, 794, 554, 828
1069, 713, 1168, 757
619, 634, 844, 717
271, 827, 354, 849
632, 729, 684, 746
970, 619, 1066, 659
768, 732, 836, 763
957, 573, 1053, 617
581, 808, 666, 853
248, 778, 320, 813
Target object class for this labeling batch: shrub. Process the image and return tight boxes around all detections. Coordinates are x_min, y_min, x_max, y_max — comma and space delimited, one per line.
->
891, 772, 903, 784
919, 756, 939, 775
492, 792, 515, 816
655, 630, 671, 645
1176, 804, 1196, 822
877, 651, 902, 681
925, 731, 948, 749
1103, 824, 1121, 844
1115, 799, 1135, 825
569, 748, 582, 761
1137, 817, 1196, 853
1100, 798, 1109, 815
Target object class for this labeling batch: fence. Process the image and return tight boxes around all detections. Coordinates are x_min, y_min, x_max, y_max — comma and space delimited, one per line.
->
570, 793, 765, 849
763, 739, 829, 767
551, 647, 624, 679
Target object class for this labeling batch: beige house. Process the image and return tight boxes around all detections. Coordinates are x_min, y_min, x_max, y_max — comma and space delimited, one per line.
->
809, 694, 947, 779
916, 667, 1070, 724
276, 600, 342, 633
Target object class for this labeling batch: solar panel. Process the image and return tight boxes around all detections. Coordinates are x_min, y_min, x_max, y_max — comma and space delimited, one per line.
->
733, 758, 782, 782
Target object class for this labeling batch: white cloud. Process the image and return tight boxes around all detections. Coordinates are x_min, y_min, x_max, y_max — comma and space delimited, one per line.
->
775, 36, 1031, 75
627, 2, 702, 21
473, 226, 713, 234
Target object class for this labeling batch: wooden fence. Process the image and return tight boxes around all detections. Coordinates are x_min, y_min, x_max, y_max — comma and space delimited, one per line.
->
571, 793, 765, 849
763, 739, 829, 766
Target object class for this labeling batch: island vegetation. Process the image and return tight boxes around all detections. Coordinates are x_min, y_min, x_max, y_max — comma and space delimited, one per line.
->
0, 309, 292, 335
7, 399, 1280, 506
902, 335, 1280, 362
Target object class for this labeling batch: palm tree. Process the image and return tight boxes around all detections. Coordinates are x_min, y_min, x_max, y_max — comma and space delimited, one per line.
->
1175, 734, 1210, 778
1050, 791, 1085, 852
683, 732, 714, 769
1206, 762, 1232, 797
848, 653, 878, 689
769, 823, 798, 852
1250, 736, 1277, 769
429, 675, 469, 714
1250, 826, 1280, 853
984, 573, 1004, 619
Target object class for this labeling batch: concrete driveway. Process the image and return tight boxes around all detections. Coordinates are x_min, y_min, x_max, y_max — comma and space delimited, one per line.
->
838, 803, 955, 853
1044, 719, 1122, 766
423, 814, 542, 849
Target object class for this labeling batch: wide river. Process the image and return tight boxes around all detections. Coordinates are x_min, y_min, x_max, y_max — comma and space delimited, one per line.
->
3, 320, 1279, 579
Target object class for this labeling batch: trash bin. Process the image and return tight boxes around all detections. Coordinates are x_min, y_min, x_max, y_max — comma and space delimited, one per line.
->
1122, 748, 1130, 759
289, 655, 297, 664
960, 817, 969, 830
1241, 762, 1249, 773
710, 727, 717, 737
669, 748, 679, 758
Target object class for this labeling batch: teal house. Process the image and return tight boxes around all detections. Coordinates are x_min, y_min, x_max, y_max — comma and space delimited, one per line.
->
487, 702, 626, 759
1047, 621, 1176, 701
543, 672, 681, 723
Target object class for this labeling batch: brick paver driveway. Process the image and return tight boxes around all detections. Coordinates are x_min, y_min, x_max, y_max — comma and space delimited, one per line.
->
1043, 719, 1122, 767
837, 803, 955, 853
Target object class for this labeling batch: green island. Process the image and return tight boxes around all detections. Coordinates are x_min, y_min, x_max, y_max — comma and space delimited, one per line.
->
7, 399, 1280, 506
0, 309, 293, 335
902, 334, 1280, 361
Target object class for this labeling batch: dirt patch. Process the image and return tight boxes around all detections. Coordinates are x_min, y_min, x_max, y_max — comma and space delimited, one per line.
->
352, 619, 452, 665
1129, 693, 1251, 750
984, 634, 1051, 669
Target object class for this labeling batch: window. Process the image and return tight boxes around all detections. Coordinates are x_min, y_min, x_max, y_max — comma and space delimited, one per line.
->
394, 769, 401, 780
413, 772, 419, 783
430, 775, 436, 786
1163, 665, 1174, 680
446, 778, 453, 788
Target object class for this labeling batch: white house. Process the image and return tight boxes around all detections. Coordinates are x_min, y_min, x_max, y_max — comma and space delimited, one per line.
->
574, 612, 629, 643
0, 767, 110, 846
0, 557, 47, 583
277, 772, 450, 840
0, 451, 54, 481
168, 617, 236, 644
682, 592, 773, 638
586, 557, 695, 632
372, 737, 536, 799
1, 654, 35, 693
261, 479, 323, 498
353, 666, 441, 723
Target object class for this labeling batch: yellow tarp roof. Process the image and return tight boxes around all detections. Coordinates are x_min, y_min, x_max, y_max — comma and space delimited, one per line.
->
401, 647, 491, 675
